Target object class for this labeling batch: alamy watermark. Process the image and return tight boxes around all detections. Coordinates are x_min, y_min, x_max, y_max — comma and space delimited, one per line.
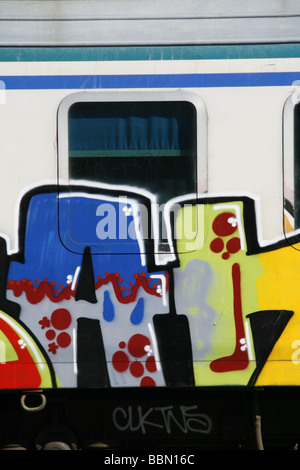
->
95, 198, 199, 245
0, 80, 5, 104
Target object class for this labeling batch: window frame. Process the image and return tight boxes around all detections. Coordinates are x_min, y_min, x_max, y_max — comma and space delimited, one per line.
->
57, 90, 207, 196
283, 89, 300, 239
57, 90, 207, 259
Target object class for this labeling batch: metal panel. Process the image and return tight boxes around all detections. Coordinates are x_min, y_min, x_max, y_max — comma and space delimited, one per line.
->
0, 0, 300, 46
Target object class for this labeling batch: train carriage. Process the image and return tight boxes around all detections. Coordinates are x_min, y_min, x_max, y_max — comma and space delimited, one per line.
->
0, 0, 300, 450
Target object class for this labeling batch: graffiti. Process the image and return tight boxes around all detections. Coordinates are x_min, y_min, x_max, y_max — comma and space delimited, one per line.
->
111, 332, 159, 387
112, 405, 212, 435
0, 182, 298, 389
209, 263, 249, 373
39, 308, 72, 354
0, 311, 54, 388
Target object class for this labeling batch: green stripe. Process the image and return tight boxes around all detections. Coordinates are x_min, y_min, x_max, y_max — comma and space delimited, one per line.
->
1, 44, 300, 62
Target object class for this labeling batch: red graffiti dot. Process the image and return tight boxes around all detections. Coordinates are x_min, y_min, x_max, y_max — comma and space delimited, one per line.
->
222, 252, 230, 260
39, 316, 51, 329
140, 376, 156, 387
130, 361, 144, 378
226, 237, 241, 254
48, 342, 58, 354
212, 212, 237, 237
51, 308, 72, 330
127, 334, 150, 358
119, 341, 126, 349
57, 332, 71, 348
112, 350, 129, 372
146, 356, 157, 373
45, 329, 56, 340
210, 237, 224, 253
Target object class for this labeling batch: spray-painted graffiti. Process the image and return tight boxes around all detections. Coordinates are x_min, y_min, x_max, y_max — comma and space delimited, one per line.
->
0, 183, 298, 389
112, 404, 212, 435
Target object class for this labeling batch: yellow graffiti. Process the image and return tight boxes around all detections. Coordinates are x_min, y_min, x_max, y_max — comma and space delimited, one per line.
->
256, 244, 300, 385
174, 198, 300, 387
175, 201, 262, 386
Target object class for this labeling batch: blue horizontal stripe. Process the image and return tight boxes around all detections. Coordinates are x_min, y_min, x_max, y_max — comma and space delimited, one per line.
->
1, 72, 300, 89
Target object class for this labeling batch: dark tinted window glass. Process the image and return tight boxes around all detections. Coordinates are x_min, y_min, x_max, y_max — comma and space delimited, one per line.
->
68, 101, 197, 204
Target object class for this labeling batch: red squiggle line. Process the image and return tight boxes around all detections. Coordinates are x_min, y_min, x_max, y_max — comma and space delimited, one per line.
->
7, 280, 74, 305
94, 272, 169, 304
7, 272, 168, 305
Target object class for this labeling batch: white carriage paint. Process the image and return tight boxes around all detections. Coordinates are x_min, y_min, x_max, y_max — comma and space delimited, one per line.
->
0, 56, 298, 245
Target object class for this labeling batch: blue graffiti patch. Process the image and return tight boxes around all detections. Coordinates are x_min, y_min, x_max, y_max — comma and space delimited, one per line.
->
102, 291, 115, 322
7, 191, 164, 299
130, 298, 145, 325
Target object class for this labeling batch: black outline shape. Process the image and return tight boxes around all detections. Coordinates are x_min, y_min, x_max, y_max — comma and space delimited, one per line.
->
247, 310, 294, 385
153, 270, 195, 387
0, 236, 20, 319
75, 246, 97, 304
77, 317, 110, 388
